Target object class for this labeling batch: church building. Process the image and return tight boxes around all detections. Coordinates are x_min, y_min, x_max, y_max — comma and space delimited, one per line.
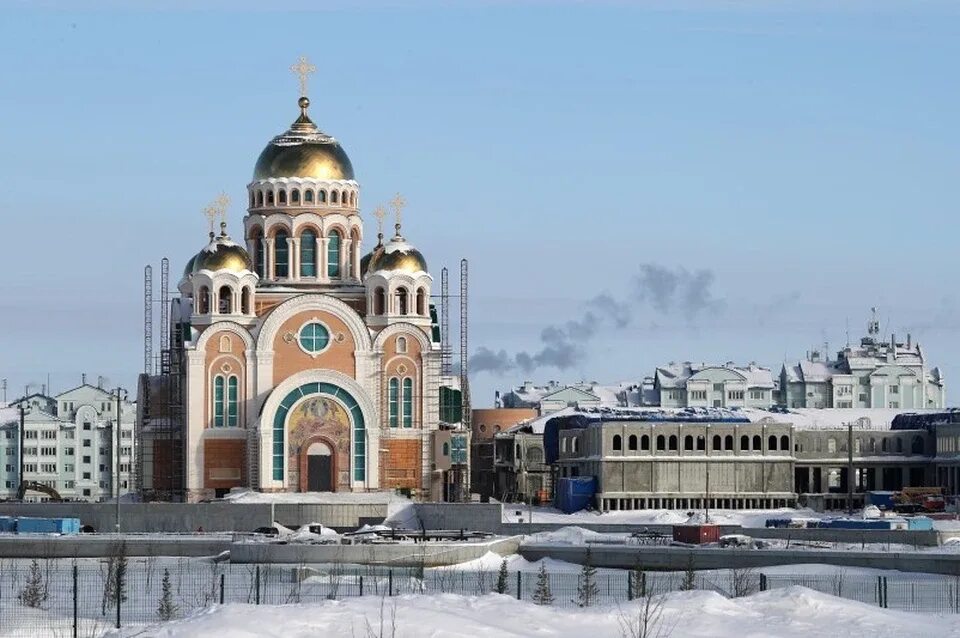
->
138, 59, 465, 502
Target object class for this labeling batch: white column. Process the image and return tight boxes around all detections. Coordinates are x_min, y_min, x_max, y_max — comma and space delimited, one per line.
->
352, 237, 361, 281
264, 238, 275, 281
319, 237, 330, 283
290, 238, 301, 281
185, 351, 207, 497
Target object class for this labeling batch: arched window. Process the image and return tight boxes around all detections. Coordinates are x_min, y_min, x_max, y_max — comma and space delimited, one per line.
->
870, 438, 877, 452
402, 378, 413, 427
278, 190, 287, 205
227, 376, 238, 426
291, 189, 300, 204
318, 190, 327, 203
828, 438, 837, 453
561, 438, 567, 453
396, 287, 409, 315
882, 438, 888, 452
198, 286, 210, 314
669, 435, 678, 451
249, 192, 255, 208
250, 228, 264, 277
213, 375, 225, 427
641, 435, 650, 451
256, 191, 264, 207
350, 192, 357, 207
855, 438, 862, 453
218, 286, 233, 314
753, 435, 762, 451
331, 190, 339, 204
741, 435, 750, 451
416, 288, 427, 316
274, 230, 289, 278
912, 436, 924, 455
304, 189, 314, 203
327, 231, 341, 278
241, 287, 251, 314
572, 437, 578, 453
656, 435, 665, 451
725, 435, 733, 451
896, 438, 903, 453
696, 435, 705, 451
768, 435, 778, 451
396, 336, 407, 354
684, 435, 693, 451
780, 435, 789, 452
374, 287, 386, 315
388, 378, 399, 428
628, 434, 638, 451
713, 435, 722, 451
613, 435, 622, 451
300, 229, 317, 277
267, 191, 275, 205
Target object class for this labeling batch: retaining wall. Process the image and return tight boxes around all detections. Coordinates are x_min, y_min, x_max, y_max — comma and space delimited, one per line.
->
0, 534, 232, 558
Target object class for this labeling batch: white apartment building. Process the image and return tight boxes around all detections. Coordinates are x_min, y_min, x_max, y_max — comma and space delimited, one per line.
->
0, 383, 136, 502
654, 362, 776, 409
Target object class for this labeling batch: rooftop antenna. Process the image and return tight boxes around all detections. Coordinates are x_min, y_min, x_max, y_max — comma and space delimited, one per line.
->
868, 307, 880, 337
441, 267, 451, 377
845, 317, 850, 347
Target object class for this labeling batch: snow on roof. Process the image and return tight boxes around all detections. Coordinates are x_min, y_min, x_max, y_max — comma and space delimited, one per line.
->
656, 362, 774, 388
0, 406, 17, 426
741, 407, 939, 431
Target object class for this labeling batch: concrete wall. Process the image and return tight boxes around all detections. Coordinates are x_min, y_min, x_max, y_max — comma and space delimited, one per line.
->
0, 535, 231, 558
410, 503, 503, 531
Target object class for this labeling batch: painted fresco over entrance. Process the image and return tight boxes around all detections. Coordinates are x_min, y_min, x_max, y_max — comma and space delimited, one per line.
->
287, 396, 351, 490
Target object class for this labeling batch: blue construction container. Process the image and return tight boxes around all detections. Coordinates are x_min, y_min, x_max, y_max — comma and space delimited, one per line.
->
0, 517, 15, 533
907, 516, 934, 531
823, 519, 894, 530
14, 517, 81, 534
865, 491, 897, 510
554, 476, 597, 514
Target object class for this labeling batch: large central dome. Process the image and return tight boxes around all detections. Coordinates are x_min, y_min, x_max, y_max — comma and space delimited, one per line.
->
253, 97, 355, 181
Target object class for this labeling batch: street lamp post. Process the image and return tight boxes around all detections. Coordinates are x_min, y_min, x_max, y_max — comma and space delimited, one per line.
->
115, 387, 126, 533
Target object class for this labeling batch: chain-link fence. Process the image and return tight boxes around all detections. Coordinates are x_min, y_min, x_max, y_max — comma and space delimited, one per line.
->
0, 557, 957, 637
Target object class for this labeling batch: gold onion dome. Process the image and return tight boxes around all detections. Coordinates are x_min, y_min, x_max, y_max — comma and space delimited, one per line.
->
253, 97, 355, 181
188, 226, 254, 275
363, 232, 428, 276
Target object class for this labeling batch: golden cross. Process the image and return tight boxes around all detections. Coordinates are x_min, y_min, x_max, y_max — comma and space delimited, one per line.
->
290, 55, 317, 97
204, 192, 230, 234
390, 193, 406, 231
372, 205, 387, 237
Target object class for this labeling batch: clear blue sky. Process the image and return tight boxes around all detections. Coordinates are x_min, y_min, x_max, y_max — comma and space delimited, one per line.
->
0, 1, 957, 407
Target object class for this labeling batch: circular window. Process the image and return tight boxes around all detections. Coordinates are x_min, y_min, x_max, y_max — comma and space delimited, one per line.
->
298, 322, 330, 353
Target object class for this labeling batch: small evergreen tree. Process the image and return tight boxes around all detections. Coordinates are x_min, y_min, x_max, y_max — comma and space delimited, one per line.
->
577, 548, 599, 607
680, 553, 697, 591
101, 542, 129, 616
495, 558, 509, 594
18, 559, 48, 609
532, 563, 554, 606
157, 568, 178, 621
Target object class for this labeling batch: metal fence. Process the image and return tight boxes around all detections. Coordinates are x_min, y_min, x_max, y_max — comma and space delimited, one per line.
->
0, 558, 958, 637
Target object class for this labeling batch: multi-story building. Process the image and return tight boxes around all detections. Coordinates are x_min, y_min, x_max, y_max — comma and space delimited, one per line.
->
780, 326, 944, 410
0, 383, 136, 502
469, 408, 538, 498
654, 362, 776, 409
499, 380, 649, 415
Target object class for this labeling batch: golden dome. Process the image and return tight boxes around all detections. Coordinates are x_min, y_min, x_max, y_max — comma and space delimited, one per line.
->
363, 233, 428, 276
188, 231, 254, 275
253, 98, 355, 181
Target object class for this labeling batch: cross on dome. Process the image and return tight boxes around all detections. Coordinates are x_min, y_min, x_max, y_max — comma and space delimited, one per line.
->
290, 55, 316, 98
372, 205, 387, 243
390, 193, 406, 236
203, 192, 231, 237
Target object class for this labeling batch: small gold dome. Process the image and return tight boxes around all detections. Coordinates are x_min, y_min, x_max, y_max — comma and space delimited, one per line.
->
188, 232, 254, 275
253, 101, 354, 181
364, 235, 428, 276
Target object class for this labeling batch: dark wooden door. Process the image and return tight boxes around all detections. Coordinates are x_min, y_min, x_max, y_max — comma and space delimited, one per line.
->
307, 455, 332, 492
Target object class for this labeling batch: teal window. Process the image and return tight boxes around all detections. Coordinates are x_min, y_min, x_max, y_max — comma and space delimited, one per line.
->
300, 230, 317, 277
299, 322, 330, 353
402, 378, 413, 427
274, 231, 289, 278
327, 231, 341, 278
227, 376, 238, 426
388, 378, 399, 428
304, 190, 313, 203
271, 382, 365, 482
213, 376, 225, 427
252, 233, 264, 277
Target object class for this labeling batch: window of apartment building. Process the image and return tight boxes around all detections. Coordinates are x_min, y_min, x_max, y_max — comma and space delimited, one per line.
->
40, 447, 56, 456
889, 385, 899, 395
82, 455, 91, 463
64, 464, 74, 472
4, 449, 13, 456
666, 390, 677, 400
82, 422, 91, 431
41, 430, 56, 440
4, 431, 11, 439
99, 464, 107, 472
82, 489, 90, 496
837, 385, 852, 396
4, 464, 11, 472
120, 447, 131, 456
119, 463, 130, 472
24, 431, 37, 439
121, 431, 132, 439
99, 447, 108, 456
65, 448, 74, 456
121, 480, 128, 489
4, 481, 10, 489
82, 472, 91, 480
24, 463, 37, 472
713, 384, 723, 392
859, 394, 868, 403
40, 463, 56, 473
65, 431, 74, 439
82, 440, 91, 448
24, 447, 37, 456
64, 480, 75, 489
728, 390, 744, 400
749, 390, 764, 400
838, 401, 852, 408
690, 390, 706, 401
889, 401, 900, 409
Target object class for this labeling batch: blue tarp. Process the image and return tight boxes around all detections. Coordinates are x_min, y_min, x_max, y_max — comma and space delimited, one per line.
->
554, 476, 597, 514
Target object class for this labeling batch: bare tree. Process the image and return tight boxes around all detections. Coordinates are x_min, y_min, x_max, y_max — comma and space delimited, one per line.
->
618, 591, 675, 638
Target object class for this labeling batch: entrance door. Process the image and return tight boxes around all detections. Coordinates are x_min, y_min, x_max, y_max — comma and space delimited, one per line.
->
308, 455, 332, 491
306, 441, 334, 492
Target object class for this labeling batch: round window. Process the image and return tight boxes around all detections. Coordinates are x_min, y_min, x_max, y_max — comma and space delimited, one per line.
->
298, 322, 330, 353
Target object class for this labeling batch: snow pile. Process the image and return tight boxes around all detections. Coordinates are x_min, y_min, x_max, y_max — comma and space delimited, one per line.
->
289, 522, 339, 543
525, 526, 626, 545
222, 490, 410, 508
116, 587, 960, 637
507, 504, 822, 528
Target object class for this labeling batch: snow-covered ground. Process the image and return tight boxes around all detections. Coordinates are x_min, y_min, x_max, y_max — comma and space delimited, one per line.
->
503, 504, 822, 527
110, 588, 960, 637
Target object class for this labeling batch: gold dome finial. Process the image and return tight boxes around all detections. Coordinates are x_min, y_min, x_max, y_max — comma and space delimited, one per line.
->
390, 193, 406, 238
203, 192, 231, 237
290, 55, 316, 98
372, 205, 387, 245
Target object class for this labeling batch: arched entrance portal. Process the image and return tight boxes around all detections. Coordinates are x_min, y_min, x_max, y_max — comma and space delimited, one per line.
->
303, 439, 335, 492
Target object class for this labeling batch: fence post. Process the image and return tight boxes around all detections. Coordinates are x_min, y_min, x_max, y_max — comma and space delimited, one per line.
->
360, 575, 364, 597
641, 572, 647, 598
220, 573, 225, 605
516, 571, 522, 600
628, 574, 633, 601
877, 576, 883, 608
72, 564, 78, 638
255, 566, 261, 605
760, 574, 767, 592
883, 577, 888, 609
389, 569, 393, 597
